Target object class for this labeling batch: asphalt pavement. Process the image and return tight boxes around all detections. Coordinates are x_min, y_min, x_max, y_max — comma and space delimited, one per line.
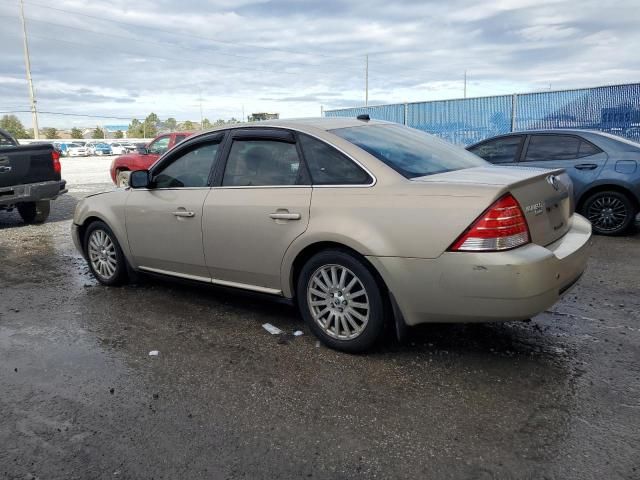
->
0, 157, 639, 479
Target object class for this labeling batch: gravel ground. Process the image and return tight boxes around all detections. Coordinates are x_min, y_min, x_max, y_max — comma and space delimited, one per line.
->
1, 157, 639, 480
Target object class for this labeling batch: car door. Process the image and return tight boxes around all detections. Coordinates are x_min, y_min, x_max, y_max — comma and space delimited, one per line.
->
125, 134, 224, 280
521, 134, 608, 198
467, 135, 525, 165
202, 129, 311, 293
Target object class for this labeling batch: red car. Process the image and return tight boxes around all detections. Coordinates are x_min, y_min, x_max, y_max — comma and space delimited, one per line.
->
110, 132, 193, 186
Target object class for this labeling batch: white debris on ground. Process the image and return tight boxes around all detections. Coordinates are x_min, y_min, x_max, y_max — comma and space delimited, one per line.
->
262, 323, 283, 335
293, 330, 304, 337
148, 350, 159, 356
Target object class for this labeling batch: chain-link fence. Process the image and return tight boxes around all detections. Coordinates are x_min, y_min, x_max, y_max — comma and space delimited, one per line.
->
325, 83, 640, 145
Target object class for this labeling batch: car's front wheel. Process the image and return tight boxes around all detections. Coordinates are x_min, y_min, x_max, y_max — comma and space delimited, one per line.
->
84, 221, 128, 286
297, 249, 386, 353
582, 190, 636, 235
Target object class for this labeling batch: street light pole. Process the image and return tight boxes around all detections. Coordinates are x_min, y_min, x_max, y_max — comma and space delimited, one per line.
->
19, 0, 39, 139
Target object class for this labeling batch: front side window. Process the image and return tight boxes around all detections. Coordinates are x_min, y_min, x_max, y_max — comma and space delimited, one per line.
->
524, 135, 580, 161
174, 134, 187, 145
148, 136, 170, 154
153, 142, 220, 188
299, 133, 371, 185
469, 136, 523, 164
330, 124, 486, 179
222, 140, 301, 186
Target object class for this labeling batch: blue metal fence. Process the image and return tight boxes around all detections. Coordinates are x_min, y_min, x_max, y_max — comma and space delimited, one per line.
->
325, 83, 640, 145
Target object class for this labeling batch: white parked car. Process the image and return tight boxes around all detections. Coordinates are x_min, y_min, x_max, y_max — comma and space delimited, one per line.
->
110, 143, 128, 155
66, 143, 88, 157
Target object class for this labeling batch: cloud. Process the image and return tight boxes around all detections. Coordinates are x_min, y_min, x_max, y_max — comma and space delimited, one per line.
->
0, 0, 638, 128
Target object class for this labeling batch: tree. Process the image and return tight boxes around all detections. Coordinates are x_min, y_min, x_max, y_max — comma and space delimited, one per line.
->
165, 117, 177, 132
114, 130, 124, 139
70, 127, 83, 139
201, 118, 212, 129
183, 120, 195, 130
92, 126, 105, 139
127, 119, 143, 138
143, 112, 159, 138
44, 128, 58, 139
0, 114, 28, 138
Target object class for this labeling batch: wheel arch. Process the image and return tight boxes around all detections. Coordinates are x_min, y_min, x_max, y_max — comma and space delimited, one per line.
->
576, 183, 640, 212
288, 240, 390, 304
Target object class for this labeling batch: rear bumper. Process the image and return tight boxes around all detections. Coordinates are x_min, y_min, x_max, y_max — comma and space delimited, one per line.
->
367, 214, 592, 326
0, 180, 67, 206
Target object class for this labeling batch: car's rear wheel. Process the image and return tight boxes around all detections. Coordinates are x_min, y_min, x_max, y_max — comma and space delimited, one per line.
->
17, 201, 50, 224
582, 190, 635, 235
116, 170, 130, 188
297, 249, 386, 353
84, 221, 128, 286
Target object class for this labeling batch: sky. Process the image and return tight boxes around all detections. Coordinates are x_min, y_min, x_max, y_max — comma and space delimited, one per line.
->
0, 0, 639, 129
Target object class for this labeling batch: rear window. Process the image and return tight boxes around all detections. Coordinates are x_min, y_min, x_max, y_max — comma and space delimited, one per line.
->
330, 124, 486, 178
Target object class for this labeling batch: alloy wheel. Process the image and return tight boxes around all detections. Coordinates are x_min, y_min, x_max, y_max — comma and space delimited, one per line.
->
307, 264, 370, 340
586, 194, 629, 233
88, 229, 118, 280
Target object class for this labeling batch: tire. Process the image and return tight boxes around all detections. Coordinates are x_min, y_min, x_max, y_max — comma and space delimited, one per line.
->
297, 249, 386, 353
17, 201, 50, 224
84, 221, 128, 286
581, 190, 636, 235
116, 170, 130, 188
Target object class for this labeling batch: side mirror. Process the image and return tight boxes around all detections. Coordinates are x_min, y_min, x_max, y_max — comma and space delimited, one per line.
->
129, 170, 151, 189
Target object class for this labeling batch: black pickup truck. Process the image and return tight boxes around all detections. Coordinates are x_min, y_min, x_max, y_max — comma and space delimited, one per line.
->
0, 128, 67, 224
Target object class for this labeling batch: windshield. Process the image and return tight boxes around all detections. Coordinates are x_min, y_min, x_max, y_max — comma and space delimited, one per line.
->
330, 124, 487, 178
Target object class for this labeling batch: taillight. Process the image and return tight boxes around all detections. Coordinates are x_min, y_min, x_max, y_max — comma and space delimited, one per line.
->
449, 193, 530, 252
52, 150, 61, 174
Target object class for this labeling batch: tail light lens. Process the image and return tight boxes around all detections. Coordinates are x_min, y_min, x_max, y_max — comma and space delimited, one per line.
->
449, 193, 530, 252
52, 149, 61, 174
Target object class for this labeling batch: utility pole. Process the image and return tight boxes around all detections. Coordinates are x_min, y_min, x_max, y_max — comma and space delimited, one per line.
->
198, 90, 204, 127
464, 70, 467, 99
365, 54, 369, 107
19, 0, 39, 139
320, 105, 324, 117
242, 104, 245, 122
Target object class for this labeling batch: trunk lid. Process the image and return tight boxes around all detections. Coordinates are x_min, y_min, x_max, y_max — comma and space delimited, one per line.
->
412, 165, 575, 247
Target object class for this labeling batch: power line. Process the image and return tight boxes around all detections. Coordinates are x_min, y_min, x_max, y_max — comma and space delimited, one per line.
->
11, 0, 360, 63
0, 110, 138, 120
0, 14, 361, 72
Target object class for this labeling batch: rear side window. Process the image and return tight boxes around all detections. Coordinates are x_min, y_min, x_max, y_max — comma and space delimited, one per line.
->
331, 124, 486, 179
578, 140, 602, 157
524, 135, 581, 161
299, 133, 371, 185
468, 136, 523, 164
174, 135, 186, 145
222, 140, 302, 186
0, 132, 15, 148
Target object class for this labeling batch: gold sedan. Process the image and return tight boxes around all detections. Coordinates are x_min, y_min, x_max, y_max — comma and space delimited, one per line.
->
72, 118, 591, 352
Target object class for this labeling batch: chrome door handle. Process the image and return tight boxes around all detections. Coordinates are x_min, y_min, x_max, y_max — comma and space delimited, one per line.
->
173, 210, 195, 218
0, 166, 11, 173
269, 212, 301, 220
574, 163, 597, 170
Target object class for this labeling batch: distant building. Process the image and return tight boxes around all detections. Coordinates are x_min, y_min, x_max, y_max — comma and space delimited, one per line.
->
249, 112, 279, 122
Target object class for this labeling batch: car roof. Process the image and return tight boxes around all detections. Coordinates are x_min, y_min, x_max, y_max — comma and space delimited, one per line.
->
468, 128, 640, 151
191, 117, 390, 141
